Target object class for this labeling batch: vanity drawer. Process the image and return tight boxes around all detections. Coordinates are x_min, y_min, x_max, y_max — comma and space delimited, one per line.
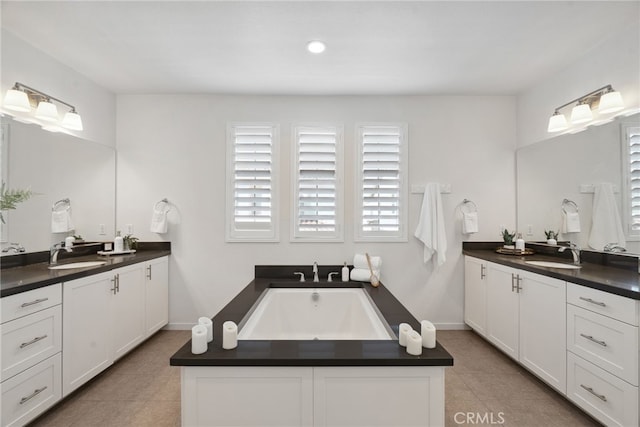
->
0, 306, 62, 382
1, 284, 62, 324
567, 304, 638, 386
1, 353, 61, 427
567, 352, 638, 427
567, 283, 638, 326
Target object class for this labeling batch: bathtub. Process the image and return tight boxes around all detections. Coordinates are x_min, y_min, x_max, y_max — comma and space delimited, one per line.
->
238, 288, 395, 340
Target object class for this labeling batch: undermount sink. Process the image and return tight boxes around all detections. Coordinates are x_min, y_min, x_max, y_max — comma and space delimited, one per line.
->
48, 261, 107, 270
525, 260, 581, 270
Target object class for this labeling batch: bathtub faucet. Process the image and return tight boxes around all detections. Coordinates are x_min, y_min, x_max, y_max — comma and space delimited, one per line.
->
312, 261, 319, 282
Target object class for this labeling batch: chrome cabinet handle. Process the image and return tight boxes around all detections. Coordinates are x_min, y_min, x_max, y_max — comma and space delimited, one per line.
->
580, 333, 607, 347
579, 297, 606, 307
111, 276, 117, 294
480, 264, 486, 279
19, 386, 47, 404
116, 274, 120, 293
516, 275, 522, 293
20, 335, 48, 349
580, 384, 607, 402
146, 265, 152, 280
20, 298, 48, 308
511, 274, 517, 292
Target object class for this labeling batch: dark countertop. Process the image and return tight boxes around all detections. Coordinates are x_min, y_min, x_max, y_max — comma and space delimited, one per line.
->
170, 267, 454, 367
463, 245, 639, 300
1, 243, 171, 297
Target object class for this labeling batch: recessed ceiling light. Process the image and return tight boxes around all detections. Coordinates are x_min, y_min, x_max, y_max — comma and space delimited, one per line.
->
307, 40, 326, 54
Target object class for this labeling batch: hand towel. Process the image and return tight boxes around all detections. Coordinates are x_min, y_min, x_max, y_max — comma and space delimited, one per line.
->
462, 211, 478, 234
353, 254, 382, 270
150, 206, 168, 233
562, 211, 581, 233
51, 208, 74, 233
588, 183, 626, 251
350, 268, 380, 282
414, 183, 447, 266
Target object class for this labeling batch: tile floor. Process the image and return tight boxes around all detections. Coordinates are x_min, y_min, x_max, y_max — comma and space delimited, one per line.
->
29, 330, 601, 427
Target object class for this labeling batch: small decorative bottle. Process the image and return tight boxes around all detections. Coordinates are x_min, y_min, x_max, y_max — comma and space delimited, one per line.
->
515, 233, 525, 252
114, 231, 124, 252
341, 262, 349, 282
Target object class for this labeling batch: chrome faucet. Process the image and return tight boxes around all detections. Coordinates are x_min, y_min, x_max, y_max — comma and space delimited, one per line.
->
50, 242, 72, 265
312, 261, 319, 282
558, 243, 580, 264
604, 243, 626, 253
2, 243, 25, 254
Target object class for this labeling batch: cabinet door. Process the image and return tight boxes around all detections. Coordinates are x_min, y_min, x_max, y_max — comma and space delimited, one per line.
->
518, 271, 566, 394
486, 262, 519, 360
464, 257, 487, 336
145, 256, 169, 337
112, 263, 146, 360
62, 272, 114, 397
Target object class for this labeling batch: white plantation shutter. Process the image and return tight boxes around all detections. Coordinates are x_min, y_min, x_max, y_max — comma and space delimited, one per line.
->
226, 124, 278, 241
624, 126, 640, 237
356, 124, 408, 242
292, 125, 343, 241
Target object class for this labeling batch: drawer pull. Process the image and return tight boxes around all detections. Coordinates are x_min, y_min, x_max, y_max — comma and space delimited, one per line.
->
19, 386, 47, 405
580, 384, 607, 402
580, 333, 607, 347
19, 335, 48, 349
20, 298, 49, 308
579, 297, 606, 307
480, 264, 486, 279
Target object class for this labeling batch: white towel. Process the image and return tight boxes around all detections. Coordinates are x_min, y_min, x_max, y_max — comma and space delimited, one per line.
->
462, 211, 478, 234
353, 254, 382, 270
150, 207, 168, 233
350, 268, 380, 282
562, 211, 581, 233
51, 208, 74, 233
588, 183, 626, 251
414, 183, 447, 266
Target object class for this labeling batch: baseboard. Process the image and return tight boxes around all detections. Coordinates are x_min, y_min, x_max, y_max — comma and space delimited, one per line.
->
164, 323, 194, 331
433, 323, 470, 330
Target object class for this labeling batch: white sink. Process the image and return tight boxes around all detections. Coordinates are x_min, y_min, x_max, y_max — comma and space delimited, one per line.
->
49, 261, 107, 270
525, 260, 581, 270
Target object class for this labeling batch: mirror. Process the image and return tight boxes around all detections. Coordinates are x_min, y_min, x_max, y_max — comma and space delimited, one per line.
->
517, 113, 640, 254
0, 116, 115, 255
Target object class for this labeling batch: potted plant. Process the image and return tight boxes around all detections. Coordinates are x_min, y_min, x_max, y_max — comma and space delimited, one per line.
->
544, 230, 559, 245
123, 234, 139, 251
501, 229, 516, 249
0, 182, 34, 224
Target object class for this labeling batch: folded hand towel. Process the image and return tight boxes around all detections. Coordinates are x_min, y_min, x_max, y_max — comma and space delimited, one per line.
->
353, 254, 382, 270
414, 183, 447, 266
562, 211, 581, 233
462, 211, 478, 234
150, 207, 168, 233
51, 208, 74, 233
350, 268, 380, 282
588, 183, 625, 250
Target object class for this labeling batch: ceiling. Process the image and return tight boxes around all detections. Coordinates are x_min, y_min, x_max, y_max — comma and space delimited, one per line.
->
1, 1, 638, 95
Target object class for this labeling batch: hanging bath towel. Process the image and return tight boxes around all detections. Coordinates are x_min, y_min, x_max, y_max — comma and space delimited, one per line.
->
588, 183, 625, 250
414, 183, 447, 266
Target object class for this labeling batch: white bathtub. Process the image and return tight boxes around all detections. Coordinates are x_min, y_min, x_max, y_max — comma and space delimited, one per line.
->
237, 288, 395, 340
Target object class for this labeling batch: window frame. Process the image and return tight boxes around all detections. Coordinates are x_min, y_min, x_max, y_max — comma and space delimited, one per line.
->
621, 121, 640, 241
225, 123, 279, 242
290, 123, 344, 242
354, 123, 409, 242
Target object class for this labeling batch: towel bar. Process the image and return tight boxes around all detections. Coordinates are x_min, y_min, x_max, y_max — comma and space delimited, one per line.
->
52, 198, 70, 211
561, 198, 578, 214
154, 198, 171, 211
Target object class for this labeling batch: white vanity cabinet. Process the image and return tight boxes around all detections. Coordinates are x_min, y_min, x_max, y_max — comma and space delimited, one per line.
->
485, 262, 520, 360
144, 256, 169, 336
1, 284, 63, 427
464, 256, 487, 337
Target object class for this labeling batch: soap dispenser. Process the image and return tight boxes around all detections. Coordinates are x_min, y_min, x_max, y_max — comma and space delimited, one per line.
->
114, 231, 124, 253
515, 233, 525, 251
341, 262, 349, 282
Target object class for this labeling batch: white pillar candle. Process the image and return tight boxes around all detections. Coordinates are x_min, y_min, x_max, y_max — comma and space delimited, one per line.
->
421, 320, 436, 349
398, 323, 412, 347
191, 324, 208, 355
199, 317, 213, 343
406, 330, 423, 356
222, 321, 238, 350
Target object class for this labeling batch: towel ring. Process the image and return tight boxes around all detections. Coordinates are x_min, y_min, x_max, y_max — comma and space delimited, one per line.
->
154, 198, 171, 212
52, 198, 70, 212
461, 198, 477, 213
561, 198, 578, 214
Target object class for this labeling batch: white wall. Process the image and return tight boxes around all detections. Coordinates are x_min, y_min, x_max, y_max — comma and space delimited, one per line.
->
116, 94, 516, 329
517, 24, 640, 148
1, 30, 116, 147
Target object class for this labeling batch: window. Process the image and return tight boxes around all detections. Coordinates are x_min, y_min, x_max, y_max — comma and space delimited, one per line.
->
292, 125, 343, 241
622, 123, 640, 240
355, 124, 408, 242
226, 124, 278, 242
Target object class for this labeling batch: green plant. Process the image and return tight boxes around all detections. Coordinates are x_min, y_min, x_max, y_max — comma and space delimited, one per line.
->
544, 230, 559, 240
123, 234, 139, 250
0, 182, 34, 224
501, 229, 516, 245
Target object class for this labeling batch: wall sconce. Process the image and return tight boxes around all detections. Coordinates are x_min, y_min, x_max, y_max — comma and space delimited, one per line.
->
2, 82, 83, 131
547, 84, 624, 133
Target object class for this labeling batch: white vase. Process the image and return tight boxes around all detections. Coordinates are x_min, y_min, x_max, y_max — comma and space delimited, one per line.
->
547, 238, 557, 245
